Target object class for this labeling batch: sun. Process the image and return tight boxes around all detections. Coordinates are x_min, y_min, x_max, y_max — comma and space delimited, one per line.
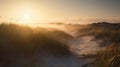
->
22, 13, 31, 19
18, 13, 33, 24
15, 5, 39, 25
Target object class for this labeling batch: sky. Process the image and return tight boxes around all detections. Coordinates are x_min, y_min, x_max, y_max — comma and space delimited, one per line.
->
0, 0, 120, 24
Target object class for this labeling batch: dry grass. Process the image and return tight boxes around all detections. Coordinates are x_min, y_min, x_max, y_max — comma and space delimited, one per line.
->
92, 43, 120, 67
0, 23, 72, 66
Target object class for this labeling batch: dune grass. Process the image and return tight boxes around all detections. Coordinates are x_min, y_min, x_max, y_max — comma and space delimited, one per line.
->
0, 23, 72, 66
91, 43, 120, 67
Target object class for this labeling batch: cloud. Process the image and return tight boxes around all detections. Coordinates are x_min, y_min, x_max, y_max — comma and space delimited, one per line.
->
63, 18, 120, 24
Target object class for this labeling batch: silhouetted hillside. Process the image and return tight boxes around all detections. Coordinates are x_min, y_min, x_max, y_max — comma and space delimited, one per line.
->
90, 22, 120, 29
0, 23, 72, 66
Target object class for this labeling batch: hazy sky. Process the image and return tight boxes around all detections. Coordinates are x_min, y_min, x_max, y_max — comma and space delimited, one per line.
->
0, 0, 120, 23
